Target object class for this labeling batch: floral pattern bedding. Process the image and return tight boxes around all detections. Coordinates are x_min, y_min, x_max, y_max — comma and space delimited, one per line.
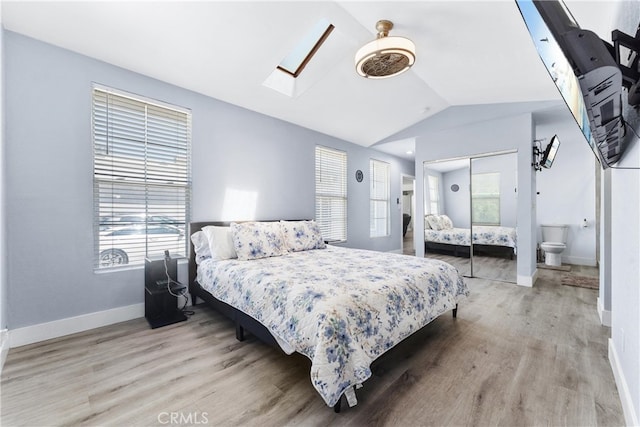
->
197, 245, 468, 407
425, 225, 517, 249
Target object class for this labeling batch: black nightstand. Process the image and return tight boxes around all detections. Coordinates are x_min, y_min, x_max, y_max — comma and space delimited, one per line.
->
144, 256, 187, 329
145, 281, 187, 329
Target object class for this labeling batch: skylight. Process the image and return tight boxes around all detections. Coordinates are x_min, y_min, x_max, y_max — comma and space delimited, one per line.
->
277, 18, 334, 78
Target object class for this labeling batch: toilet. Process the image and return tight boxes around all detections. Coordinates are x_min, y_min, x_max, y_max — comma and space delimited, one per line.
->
540, 224, 569, 267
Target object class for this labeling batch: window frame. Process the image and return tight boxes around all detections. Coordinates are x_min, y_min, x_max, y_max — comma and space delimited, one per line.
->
315, 145, 347, 243
427, 175, 440, 215
370, 158, 390, 238
92, 85, 192, 270
471, 172, 501, 226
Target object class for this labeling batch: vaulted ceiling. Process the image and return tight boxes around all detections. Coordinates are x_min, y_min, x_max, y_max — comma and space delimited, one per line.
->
1, 1, 615, 159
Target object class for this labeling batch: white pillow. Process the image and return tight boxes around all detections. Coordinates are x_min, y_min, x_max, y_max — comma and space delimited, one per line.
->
280, 220, 326, 252
424, 215, 433, 230
230, 222, 287, 260
427, 215, 445, 231
190, 230, 212, 264
202, 225, 237, 261
439, 215, 454, 230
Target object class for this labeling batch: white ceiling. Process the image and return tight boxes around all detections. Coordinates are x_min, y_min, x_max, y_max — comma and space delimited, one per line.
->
1, 1, 614, 160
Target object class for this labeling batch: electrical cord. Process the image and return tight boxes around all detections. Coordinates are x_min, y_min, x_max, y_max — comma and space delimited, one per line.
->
164, 254, 195, 317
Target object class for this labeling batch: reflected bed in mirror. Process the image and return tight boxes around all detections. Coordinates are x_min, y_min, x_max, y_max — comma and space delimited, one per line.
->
424, 214, 516, 259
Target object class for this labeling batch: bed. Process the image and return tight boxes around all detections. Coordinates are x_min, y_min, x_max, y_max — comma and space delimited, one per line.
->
424, 215, 517, 259
188, 220, 469, 411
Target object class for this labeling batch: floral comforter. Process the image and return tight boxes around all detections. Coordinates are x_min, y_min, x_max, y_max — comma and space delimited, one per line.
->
425, 225, 517, 249
197, 245, 468, 407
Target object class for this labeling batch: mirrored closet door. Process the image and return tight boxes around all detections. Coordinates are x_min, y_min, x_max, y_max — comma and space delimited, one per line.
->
423, 159, 471, 277
470, 152, 518, 283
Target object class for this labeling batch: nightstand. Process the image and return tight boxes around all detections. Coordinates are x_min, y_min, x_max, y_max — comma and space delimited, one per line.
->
144, 256, 187, 329
144, 281, 187, 329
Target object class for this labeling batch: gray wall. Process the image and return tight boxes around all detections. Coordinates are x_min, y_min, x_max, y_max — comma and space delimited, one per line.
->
442, 167, 470, 228
4, 31, 412, 329
0, 15, 6, 333
535, 116, 597, 266
604, 3, 640, 423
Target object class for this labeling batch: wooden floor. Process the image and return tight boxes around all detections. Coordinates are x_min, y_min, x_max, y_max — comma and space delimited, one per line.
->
1, 263, 623, 426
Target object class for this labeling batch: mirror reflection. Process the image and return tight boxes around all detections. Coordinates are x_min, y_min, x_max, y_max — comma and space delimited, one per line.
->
470, 153, 517, 283
423, 159, 471, 277
423, 152, 518, 283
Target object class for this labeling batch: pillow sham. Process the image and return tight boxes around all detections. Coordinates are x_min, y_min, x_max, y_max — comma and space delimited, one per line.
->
424, 215, 433, 230
202, 225, 238, 261
439, 214, 454, 230
190, 230, 212, 264
426, 215, 445, 231
231, 221, 287, 260
280, 220, 326, 252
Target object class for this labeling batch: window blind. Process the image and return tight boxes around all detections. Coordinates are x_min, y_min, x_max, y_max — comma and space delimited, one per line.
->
472, 172, 500, 225
93, 87, 191, 269
370, 159, 390, 237
315, 146, 347, 242
428, 175, 440, 214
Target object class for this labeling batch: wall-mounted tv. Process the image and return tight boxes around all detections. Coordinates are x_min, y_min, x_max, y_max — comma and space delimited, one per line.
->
515, 0, 627, 169
541, 134, 560, 169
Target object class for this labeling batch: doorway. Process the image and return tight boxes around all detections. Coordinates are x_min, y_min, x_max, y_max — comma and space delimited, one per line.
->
401, 175, 415, 255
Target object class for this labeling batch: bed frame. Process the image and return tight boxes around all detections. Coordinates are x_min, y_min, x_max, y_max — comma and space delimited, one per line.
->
425, 242, 514, 260
189, 220, 458, 412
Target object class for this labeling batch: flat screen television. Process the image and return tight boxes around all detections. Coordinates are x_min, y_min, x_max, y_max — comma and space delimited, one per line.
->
541, 134, 561, 168
515, 0, 627, 168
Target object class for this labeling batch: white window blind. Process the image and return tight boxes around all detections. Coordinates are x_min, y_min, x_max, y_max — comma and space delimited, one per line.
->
472, 172, 500, 225
93, 87, 191, 269
370, 159, 390, 237
427, 175, 440, 214
315, 146, 347, 242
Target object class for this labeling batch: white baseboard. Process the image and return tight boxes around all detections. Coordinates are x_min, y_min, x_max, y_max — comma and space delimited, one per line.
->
9, 303, 144, 348
0, 329, 9, 374
517, 268, 538, 287
609, 338, 639, 427
562, 255, 597, 267
597, 297, 612, 327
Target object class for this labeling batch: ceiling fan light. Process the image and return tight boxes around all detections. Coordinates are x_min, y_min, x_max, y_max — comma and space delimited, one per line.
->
355, 21, 416, 79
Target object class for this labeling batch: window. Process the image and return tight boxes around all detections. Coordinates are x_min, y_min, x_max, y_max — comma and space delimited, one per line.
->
427, 175, 440, 214
472, 172, 500, 225
370, 159, 390, 237
315, 146, 347, 242
277, 18, 334, 78
93, 86, 191, 269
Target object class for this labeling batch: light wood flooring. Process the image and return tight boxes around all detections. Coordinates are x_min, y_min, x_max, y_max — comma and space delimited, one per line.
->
1, 264, 622, 426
